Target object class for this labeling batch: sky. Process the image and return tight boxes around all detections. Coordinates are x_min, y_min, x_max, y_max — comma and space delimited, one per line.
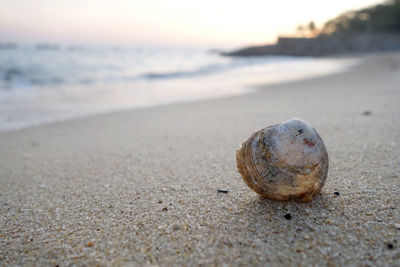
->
0, 0, 383, 48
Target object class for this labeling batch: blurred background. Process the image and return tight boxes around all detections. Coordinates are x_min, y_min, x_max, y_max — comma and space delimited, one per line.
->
0, 0, 398, 131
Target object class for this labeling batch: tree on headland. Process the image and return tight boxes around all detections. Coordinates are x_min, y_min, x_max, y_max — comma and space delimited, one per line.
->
308, 21, 317, 36
296, 25, 305, 37
296, 21, 319, 37
320, 0, 400, 35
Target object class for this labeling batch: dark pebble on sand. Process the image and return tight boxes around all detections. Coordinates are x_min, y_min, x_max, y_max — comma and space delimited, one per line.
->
217, 189, 229, 193
334, 191, 340, 196
387, 243, 394, 249
363, 111, 371, 116
284, 214, 292, 220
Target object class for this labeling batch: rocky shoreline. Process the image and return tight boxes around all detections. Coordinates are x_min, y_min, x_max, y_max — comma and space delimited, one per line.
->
223, 34, 400, 57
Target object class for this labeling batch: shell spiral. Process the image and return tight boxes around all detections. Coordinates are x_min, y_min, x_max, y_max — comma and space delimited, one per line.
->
236, 118, 328, 202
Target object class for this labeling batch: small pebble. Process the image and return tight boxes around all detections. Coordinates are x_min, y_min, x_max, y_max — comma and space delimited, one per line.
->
284, 214, 292, 220
334, 192, 340, 196
387, 243, 394, 249
87, 242, 94, 247
172, 224, 181, 232
363, 111, 371, 116
217, 190, 229, 193
162, 207, 168, 211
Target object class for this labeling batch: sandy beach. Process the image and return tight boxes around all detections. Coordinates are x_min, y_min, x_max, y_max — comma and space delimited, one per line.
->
1, 52, 399, 266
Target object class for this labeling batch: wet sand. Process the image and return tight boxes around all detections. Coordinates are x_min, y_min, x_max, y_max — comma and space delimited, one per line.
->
1, 52, 399, 266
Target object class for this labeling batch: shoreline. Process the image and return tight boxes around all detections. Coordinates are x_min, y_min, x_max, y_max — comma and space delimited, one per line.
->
1, 51, 399, 265
0, 54, 361, 134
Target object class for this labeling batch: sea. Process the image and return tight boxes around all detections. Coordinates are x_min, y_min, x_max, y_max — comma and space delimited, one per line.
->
0, 45, 357, 131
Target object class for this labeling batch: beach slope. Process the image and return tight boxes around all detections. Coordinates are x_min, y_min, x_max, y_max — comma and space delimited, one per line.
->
1, 52, 399, 266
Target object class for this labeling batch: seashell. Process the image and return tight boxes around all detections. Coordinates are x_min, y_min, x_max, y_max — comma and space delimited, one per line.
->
236, 118, 328, 202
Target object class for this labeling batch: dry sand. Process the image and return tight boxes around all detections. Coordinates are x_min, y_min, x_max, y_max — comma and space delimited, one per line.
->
1, 52, 400, 266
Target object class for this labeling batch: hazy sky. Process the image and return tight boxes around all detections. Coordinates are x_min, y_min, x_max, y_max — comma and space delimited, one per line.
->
0, 0, 383, 47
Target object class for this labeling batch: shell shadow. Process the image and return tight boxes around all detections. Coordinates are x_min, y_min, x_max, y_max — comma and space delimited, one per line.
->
231, 192, 340, 236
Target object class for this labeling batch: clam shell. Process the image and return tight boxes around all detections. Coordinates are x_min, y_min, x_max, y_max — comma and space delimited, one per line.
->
236, 118, 328, 202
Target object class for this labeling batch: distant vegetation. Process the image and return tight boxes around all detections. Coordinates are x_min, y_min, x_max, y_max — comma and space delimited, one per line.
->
297, 0, 400, 36
225, 0, 400, 57
322, 0, 400, 34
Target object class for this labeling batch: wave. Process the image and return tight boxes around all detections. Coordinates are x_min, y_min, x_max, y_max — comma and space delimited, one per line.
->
0, 67, 66, 89
142, 64, 220, 80
0, 47, 296, 90
138, 56, 293, 81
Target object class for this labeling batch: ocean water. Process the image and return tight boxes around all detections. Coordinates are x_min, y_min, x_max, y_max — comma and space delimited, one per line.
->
0, 45, 357, 131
